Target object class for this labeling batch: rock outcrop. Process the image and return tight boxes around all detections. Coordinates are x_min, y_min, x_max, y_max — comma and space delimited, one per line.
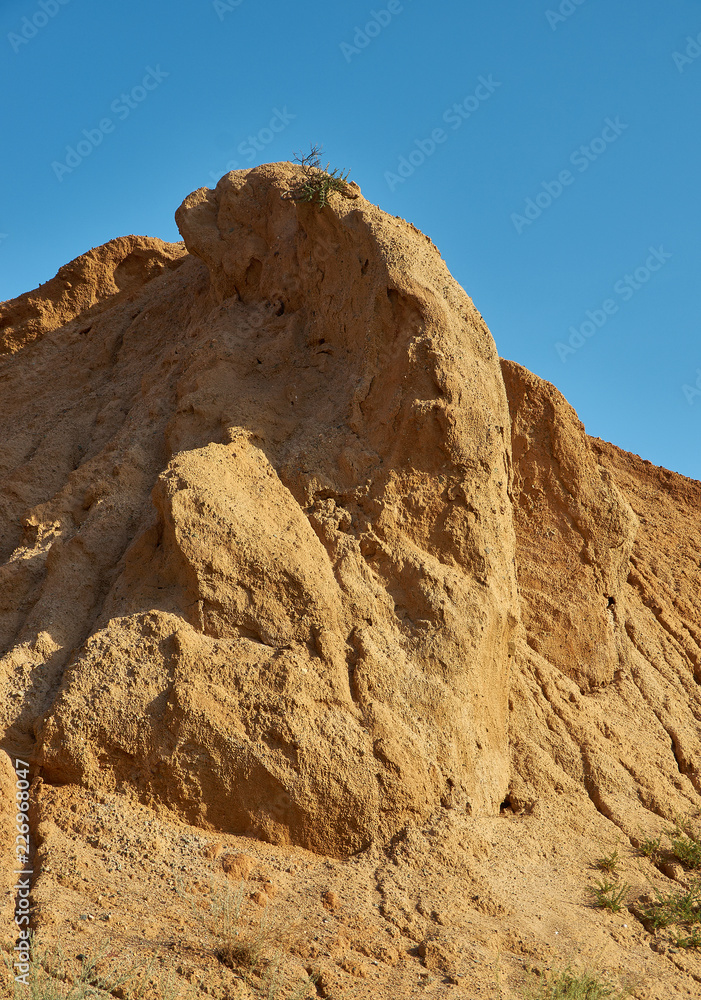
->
2, 162, 700, 997
1, 164, 519, 857
503, 360, 701, 842
0, 162, 699, 863
0, 236, 187, 356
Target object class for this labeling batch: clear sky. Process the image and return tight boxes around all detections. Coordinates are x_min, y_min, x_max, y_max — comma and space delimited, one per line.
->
1, 0, 699, 480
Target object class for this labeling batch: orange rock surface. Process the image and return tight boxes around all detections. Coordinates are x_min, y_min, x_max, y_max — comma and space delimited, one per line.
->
0, 163, 699, 998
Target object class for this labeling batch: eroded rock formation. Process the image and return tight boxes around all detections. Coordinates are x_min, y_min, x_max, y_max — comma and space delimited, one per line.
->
2, 162, 700, 997
0, 163, 698, 870
1, 164, 520, 857
503, 360, 701, 841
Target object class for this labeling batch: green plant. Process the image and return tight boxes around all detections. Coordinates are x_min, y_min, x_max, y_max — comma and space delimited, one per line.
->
671, 926, 701, 949
638, 835, 662, 863
637, 880, 701, 930
526, 965, 627, 999
595, 848, 621, 875
176, 874, 318, 997
669, 819, 701, 870
206, 878, 312, 997
674, 925, 701, 948
588, 878, 630, 914
285, 144, 351, 209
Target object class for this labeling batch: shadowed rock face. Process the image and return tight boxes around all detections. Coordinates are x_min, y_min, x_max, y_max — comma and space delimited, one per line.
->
502, 360, 701, 840
501, 359, 638, 692
0, 164, 519, 856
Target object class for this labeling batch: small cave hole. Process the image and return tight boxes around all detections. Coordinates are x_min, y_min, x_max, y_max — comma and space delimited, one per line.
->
245, 258, 262, 288
275, 301, 285, 316
606, 596, 616, 608
499, 795, 513, 814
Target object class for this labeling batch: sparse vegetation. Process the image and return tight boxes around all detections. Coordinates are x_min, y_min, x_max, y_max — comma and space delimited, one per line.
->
205, 879, 317, 998
525, 965, 627, 999
638, 835, 662, 863
1, 935, 190, 1000
630, 818, 701, 947
252, 955, 320, 1000
588, 878, 630, 914
637, 879, 701, 930
595, 848, 621, 876
2, 922, 317, 1000
670, 926, 701, 949
210, 878, 271, 973
284, 144, 352, 209
669, 816, 701, 870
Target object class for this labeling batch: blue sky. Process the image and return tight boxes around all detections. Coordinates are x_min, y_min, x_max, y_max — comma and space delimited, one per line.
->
1, 0, 699, 480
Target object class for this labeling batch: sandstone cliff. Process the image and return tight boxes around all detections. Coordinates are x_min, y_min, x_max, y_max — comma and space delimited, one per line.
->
1, 164, 520, 858
0, 163, 699, 998
503, 360, 701, 842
